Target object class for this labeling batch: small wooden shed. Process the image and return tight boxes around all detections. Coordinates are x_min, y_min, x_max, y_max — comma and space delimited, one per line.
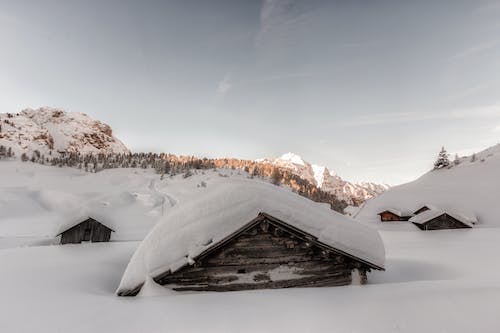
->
57, 217, 114, 244
378, 209, 412, 222
409, 209, 476, 230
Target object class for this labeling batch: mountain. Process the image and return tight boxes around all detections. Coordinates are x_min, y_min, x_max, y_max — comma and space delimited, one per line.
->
0, 107, 385, 208
259, 152, 389, 206
356, 143, 500, 226
0, 107, 129, 157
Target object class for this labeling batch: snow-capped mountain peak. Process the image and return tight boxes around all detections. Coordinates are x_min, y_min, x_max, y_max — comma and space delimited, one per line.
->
265, 152, 388, 205
0, 107, 129, 156
279, 152, 306, 166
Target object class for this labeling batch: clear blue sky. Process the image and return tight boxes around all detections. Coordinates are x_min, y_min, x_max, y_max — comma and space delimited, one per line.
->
1, 0, 500, 184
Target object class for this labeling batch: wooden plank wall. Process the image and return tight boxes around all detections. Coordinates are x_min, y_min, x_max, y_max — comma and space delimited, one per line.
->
155, 219, 368, 292
60, 219, 111, 244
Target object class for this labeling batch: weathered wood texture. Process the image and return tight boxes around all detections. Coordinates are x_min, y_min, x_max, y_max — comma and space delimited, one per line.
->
379, 211, 410, 222
413, 214, 472, 230
153, 217, 370, 292
60, 218, 113, 244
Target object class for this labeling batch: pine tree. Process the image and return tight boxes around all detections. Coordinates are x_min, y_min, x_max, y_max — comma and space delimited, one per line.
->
453, 154, 460, 166
433, 147, 450, 170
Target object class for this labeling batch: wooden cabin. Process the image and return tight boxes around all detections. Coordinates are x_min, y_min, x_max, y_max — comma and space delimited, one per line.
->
378, 209, 412, 222
58, 217, 114, 244
409, 210, 475, 230
118, 212, 384, 296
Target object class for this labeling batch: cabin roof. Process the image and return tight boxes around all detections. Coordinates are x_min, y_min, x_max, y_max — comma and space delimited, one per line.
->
378, 208, 413, 217
409, 208, 477, 227
412, 204, 439, 215
116, 178, 385, 294
55, 213, 115, 236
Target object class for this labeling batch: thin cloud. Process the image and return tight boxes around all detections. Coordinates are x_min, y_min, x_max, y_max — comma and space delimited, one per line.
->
339, 103, 500, 127
217, 73, 232, 96
449, 40, 499, 61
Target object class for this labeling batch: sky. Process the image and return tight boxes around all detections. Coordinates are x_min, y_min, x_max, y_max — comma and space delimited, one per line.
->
1, 0, 500, 185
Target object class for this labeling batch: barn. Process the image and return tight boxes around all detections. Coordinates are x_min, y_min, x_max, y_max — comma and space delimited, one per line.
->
116, 178, 385, 296
409, 208, 477, 230
57, 217, 115, 244
378, 209, 412, 222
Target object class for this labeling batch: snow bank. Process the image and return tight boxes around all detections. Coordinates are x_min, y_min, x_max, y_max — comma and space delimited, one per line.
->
117, 176, 385, 294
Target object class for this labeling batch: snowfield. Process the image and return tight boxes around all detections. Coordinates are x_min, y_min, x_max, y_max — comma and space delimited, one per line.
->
1, 229, 500, 332
1, 160, 500, 332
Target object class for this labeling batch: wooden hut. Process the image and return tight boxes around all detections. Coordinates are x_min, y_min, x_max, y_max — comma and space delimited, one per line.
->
118, 212, 384, 295
378, 209, 412, 222
116, 179, 385, 296
409, 209, 476, 230
57, 217, 114, 244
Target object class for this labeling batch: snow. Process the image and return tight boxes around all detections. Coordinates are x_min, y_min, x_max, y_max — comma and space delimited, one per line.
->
0, 161, 169, 239
259, 152, 388, 205
356, 144, 500, 226
1, 229, 500, 332
379, 208, 413, 217
2, 160, 500, 331
311, 163, 326, 187
408, 208, 477, 227
0, 107, 129, 157
280, 152, 306, 166
117, 176, 385, 294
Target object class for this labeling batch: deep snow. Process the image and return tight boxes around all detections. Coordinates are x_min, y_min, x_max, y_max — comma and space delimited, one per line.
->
1, 229, 500, 332
2, 160, 500, 332
117, 175, 384, 294
356, 144, 500, 225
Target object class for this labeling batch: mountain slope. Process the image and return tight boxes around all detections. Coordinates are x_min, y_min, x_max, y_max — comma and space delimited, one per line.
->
261, 152, 388, 205
356, 144, 500, 225
0, 107, 129, 156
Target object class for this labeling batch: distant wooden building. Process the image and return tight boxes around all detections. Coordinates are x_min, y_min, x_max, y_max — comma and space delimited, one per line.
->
409, 210, 476, 230
378, 209, 412, 222
118, 212, 384, 296
58, 217, 114, 244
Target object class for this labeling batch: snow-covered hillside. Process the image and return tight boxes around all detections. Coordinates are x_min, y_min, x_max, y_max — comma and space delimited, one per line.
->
261, 152, 389, 205
0, 107, 129, 157
356, 144, 500, 226
2, 160, 500, 332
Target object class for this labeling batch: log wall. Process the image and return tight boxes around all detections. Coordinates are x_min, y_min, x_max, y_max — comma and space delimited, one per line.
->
155, 218, 369, 292
415, 214, 471, 230
60, 218, 112, 244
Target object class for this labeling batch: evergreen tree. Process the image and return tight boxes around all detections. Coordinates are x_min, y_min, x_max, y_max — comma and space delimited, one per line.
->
433, 147, 450, 169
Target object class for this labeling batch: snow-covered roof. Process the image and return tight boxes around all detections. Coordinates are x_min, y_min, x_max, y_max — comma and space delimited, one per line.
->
117, 177, 385, 294
409, 208, 477, 227
55, 211, 115, 235
378, 208, 413, 217
413, 204, 439, 214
